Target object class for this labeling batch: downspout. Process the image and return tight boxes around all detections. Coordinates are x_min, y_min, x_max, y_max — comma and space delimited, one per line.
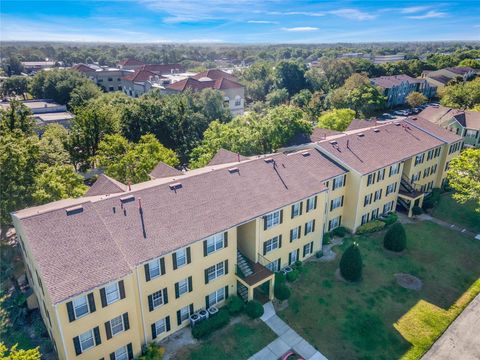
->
135, 266, 148, 346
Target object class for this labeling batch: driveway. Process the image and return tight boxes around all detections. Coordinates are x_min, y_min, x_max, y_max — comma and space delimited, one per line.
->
422, 293, 480, 360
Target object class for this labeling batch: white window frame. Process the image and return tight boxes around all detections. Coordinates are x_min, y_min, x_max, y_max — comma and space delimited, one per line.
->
383, 201, 394, 214
291, 202, 301, 217
154, 318, 167, 335
306, 196, 316, 212
177, 278, 189, 296
207, 262, 225, 282
152, 290, 164, 309
179, 305, 191, 323
110, 315, 125, 336
265, 236, 280, 254
291, 227, 300, 241
266, 259, 280, 272
206, 233, 225, 255
374, 189, 382, 201
328, 216, 341, 231
361, 214, 369, 225
303, 242, 313, 257
305, 220, 314, 235
208, 287, 225, 306
265, 210, 281, 229
289, 250, 298, 264
389, 163, 400, 176
175, 248, 187, 268
371, 208, 379, 220
73, 295, 89, 319
114, 346, 128, 360
331, 196, 342, 210
79, 329, 95, 352
105, 282, 120, 305
333, 175, 345, 190
148, 258, 161, 279
386, 183, 395, 196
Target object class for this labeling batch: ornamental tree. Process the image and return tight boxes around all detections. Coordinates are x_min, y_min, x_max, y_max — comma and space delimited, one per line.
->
339, 243, 363, 282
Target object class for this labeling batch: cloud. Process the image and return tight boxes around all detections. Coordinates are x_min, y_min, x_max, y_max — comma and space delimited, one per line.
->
329, 8, 376, 20
247, 20, 278, 24
282, 27, 319, 32
400, 6, 432, 14
407, 10, 448, 19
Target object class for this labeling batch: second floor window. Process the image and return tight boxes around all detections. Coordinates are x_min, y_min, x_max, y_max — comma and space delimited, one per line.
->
386, 183, 396, 196
205, 233, 226, 256
374, 189, 382, 202
73, 296, 89, 319
263, 236, 281, 255
105, 283, 120, 305
364, 194, 372, 206
148, 288, 168, 311
304, 220, 315, 235
330, 196, 343, 211
176, 277, 192, 297
110, 315, 125, 336
265, 210, 282, 229
79, 329, 95, 352
306, 196, 317, 212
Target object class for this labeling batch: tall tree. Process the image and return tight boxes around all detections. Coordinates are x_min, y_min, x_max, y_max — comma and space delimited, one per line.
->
440, 79, 480, 109
1, 76, 29, 99
68, 81, 103, 110
38, 124, 70, 166
406, 91, 428, 108
2, 55, 24, 76
317, 109, 355, 131
0, 100, 34, 135
447, 148, 480, 212
274, 61, 307, 96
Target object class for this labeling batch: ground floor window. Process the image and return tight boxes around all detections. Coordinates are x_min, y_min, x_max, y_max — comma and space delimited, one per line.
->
361, 213, 369, 225
371, 208, 379, 220
114, 346, 128, 360
208, 287, 225, 307
383, 201, 394, 214
266, 258, 281, 272
289, 249, 299, 265
303, 242, 313, 257
328, 216, 341, 231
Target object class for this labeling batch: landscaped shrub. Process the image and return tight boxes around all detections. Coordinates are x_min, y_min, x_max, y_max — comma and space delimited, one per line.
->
286, 269, 299, 282
191, 308, 230, 339
332, 226, 348, 237
316, 250, 323, 258
339, 243, 363, 282
355, 220, 385, 234
226, 296, 245, 315
379, 212, 398, 226
275, 272, 286, 284
323, 232, 332, 244
294, 260, 302, 269
274, 283, 291, 301
245, 300, 264, 319
412, 206, 423, 216
138, 343, 165, 360
384, 223, 407, 252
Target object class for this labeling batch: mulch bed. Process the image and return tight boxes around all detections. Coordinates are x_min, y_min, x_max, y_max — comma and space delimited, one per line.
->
394, 273, 423, 291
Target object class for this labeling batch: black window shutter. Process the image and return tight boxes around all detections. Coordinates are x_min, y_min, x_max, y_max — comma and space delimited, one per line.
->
288, 252, 292, 265
189, 303, 194, 315
88, 293, 96, 313
94, 326, 101, 345
66, 301, 75, 322
100, 288, 107, 308
341, 196, 344, 206
127, 343, 133, 360
300, 202, 303, 215
203, 240, 208, 256
186, 247, 191, 264
123, 312, 130, 331
343, 174, 347, 186
298, 226, 301, 238
330, 200, 333, 211
151, 323, 157, 339
280, 209, 283, 224
166, 316, 171, 331
144, 263, 151, 282
291, 205, 294, 219
303, 245, 307, 257
175, 283, 180, 299
172, 253, 178, 270
110, 353, 115, 360
339, 216, 342, 226
160, 258, 165, 275
188, 276, 193, 292
163, 288, 168, 304
224, 232, 228, 247
205, 295, 210, 308
73, 336, 81, 355
225, 285, 229, 299
177, 310, 181, 326
263, 242, 267, 255
290, 229, 293, 242
278, 235, 282, 248
119, 280, 125, 299
310, 241, 314, 253
105, 321, 112, 340
312, 220, 316, 232
204, 269, 209, 284
304, 224, 307, 236
314, 196, 318, 209
296, 249, 300, 261
148, 295, 154, 312
224, 260, 229, 275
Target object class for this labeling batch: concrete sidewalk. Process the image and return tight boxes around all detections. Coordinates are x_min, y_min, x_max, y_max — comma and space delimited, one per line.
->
249, 302, 328, 360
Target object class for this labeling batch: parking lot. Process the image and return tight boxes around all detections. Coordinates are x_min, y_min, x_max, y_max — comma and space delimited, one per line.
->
376, 102, 440, 122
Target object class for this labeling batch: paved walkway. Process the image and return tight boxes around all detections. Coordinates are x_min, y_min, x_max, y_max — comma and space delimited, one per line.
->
249, 302, 328, 360
422, 293, 480, 360
398, 212, 478, 238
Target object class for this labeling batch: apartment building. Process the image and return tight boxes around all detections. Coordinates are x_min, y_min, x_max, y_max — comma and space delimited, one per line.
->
73, 64, 131, 92
370, 75, 436, 108
11, 117, 462, 360
421, 66, 476, 88
419, 105, 480, 148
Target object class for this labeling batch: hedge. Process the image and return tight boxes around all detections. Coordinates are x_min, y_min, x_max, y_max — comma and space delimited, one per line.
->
356, 220, 386, 234
274, 284, 291, 301
379, 212, 398, 226
412, 206, 423, 216
191, 309, 230, 339
286, 269, 299, 282
246, 300, 264, 319
226, 296, 244, 315
332, 226, 348, 237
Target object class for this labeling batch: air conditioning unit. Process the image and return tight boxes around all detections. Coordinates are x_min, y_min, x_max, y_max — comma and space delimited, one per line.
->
198, 309, 209, 320
281, 266, 293, 275
208, 306, 219, 316
189, 313, 201, 327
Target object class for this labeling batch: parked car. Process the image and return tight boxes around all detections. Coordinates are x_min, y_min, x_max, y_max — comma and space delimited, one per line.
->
393, 110, 405, 116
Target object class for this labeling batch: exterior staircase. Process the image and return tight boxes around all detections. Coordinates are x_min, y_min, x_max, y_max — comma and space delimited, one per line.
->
397, 197, 409, 211
237, 251, 254, 277
400, 175, 416, 194
237, 281, 248, 302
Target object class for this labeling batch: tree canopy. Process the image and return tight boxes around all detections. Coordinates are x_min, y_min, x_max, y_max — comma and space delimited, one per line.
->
447, 148, 480, 212
440, 79, 480, 109
317, 109, 355, 131
33, 165, 87, 204
406, 91, 428, 108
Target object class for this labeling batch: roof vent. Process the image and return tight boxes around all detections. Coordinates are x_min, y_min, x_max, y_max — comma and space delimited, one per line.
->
358, 133, 365, 137
412, 117, 417, 120
395, 122, 401, 126
66, 205, 83, 216
264, 158, 274, 163
169, 183, 182, 190
301, 151, 310, 157
228, 167, 239, 173
120, 195, 135, 203
373, 129, 380, 133
329, 140, 337, 145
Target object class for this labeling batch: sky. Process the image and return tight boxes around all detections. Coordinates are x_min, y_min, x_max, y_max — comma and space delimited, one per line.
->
1, 0, 480, 43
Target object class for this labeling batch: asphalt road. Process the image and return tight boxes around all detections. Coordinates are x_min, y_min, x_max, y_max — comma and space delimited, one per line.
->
422, 293, 480, 360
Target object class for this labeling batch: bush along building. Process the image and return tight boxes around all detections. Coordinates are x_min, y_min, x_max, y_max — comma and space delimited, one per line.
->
11, 117, 462, 359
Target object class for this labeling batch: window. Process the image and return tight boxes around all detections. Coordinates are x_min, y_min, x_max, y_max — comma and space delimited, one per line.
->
154, 318, 167, 335
374, 189, 382, 202
234, 96, 241, 106
423, 167, 430, 177
371, 208, 379, 220
291, 202, 301, 218
152, 290, 165, 309
330, 196, 343, 211
306, 196, 316, 212
264, 236, 280, 254
361, 213, 369, 225
290, 226, 300, 242
304, 220, 315, 235
386, 183, 396, 196
117, 86, 122, 91
79, 329, 94, 352
431, 164, 437, 174
207, 262, 225, 282
265, 210, 281, 229
411, 172, 421, 183
105, 283, 120, 305
328, 216, 341, 231
175, 248, 187, 268
110, 315, 124, 336
333, 175, 345, 190
434, 147, 441, 158
114, 346, 128, 360
415, 153, 425, 166
383, 201, 394, 214
289, 250, 298, 265
148, 258, 161, 279
303, 242, 313, 257
109, 87, 114, 91
364, 193, 372, 206
108, 77, 113, 82
208, 288, 225, 306
179, 305, 191, 324
445, 161, 450, 171
377, 169, 385, 181
205, 233, 226, 255
389, 163, 400, 176
266, 259, 281, 272
367, 173, 375, 186
73, 296, 89, 319
177, 278, 190, 297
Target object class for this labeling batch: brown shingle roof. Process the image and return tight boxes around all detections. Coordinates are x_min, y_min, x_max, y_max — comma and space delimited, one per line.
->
346, 119, 377, 131
167, 77, 243, 92
207, 148, 248, 166
445, 66, 475, 75
419, 105, 480, 131
118, 59, 144, 66
85, 174, 127, 196
14, 150, 345, 304
123, 69, 165, 82
192, 69, 237, 81
149, 161, 183, 179
370, 74, 423, 88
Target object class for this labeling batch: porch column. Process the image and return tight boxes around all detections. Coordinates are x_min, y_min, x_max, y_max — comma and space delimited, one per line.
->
418, 195, 424, 208
247, 286, 254, 301
408, 200, 413, 218
268, 278, 274, 300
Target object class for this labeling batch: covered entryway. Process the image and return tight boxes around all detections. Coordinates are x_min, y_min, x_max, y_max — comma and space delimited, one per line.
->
235, 251, 274, 302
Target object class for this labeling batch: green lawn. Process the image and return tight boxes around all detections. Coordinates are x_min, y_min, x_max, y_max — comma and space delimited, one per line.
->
171, 318, 276, 360
278, 221, 480, 360
431, 193, 480, 233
